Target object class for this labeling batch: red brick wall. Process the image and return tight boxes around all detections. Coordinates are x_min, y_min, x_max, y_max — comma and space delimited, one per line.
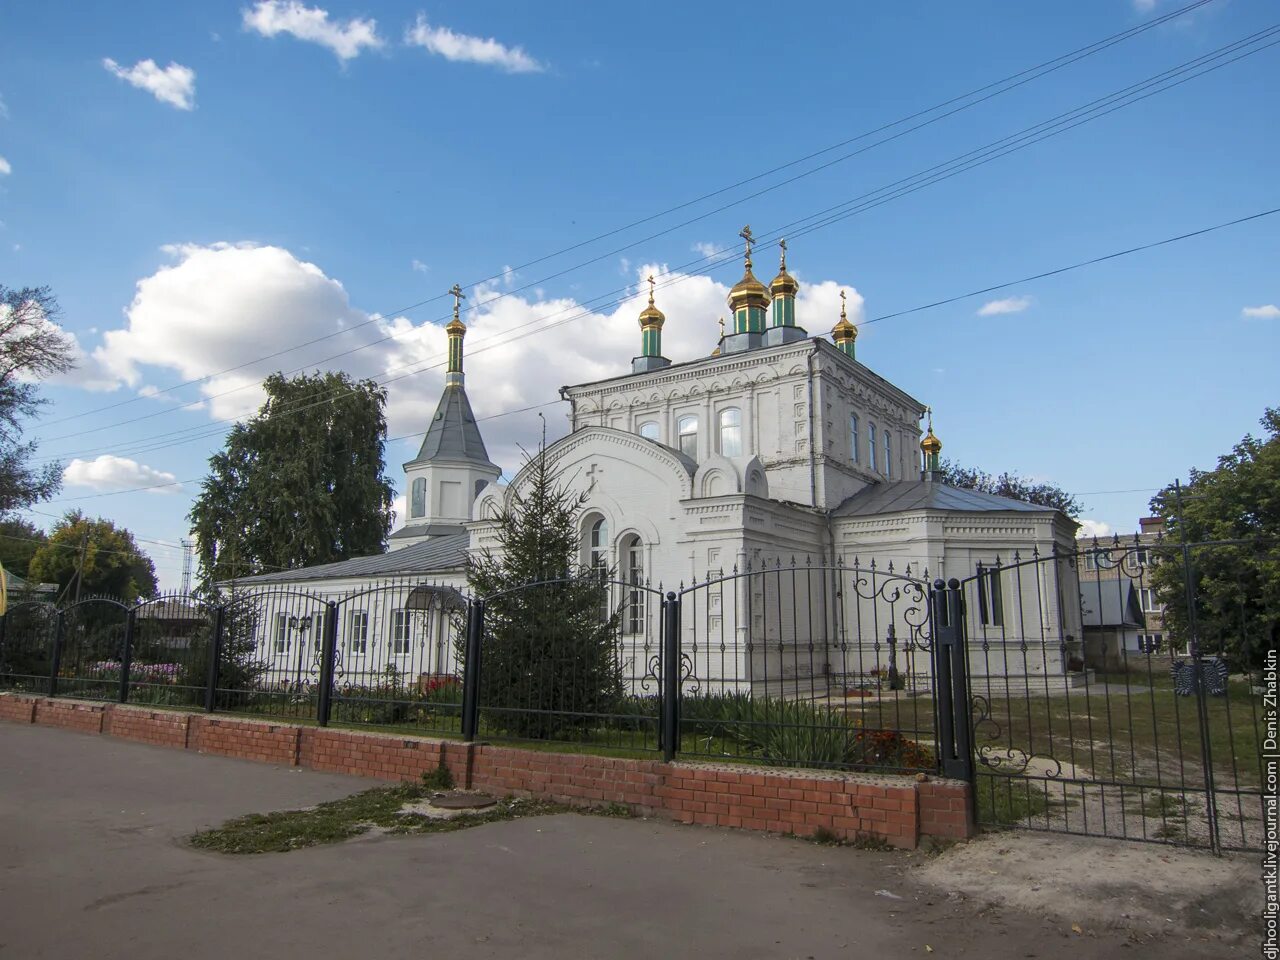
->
0, 694, 974, 848
104, 706, 191, 750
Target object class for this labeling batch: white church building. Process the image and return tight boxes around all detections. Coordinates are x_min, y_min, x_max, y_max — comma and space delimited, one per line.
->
234, 233, 1083, 695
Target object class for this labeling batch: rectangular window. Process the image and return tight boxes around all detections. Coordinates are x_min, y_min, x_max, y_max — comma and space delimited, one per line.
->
392, 610, 412, 655
273, 614, 289, 654
850, 413, 859, 462
869, 423, 877, 472
1133, 548, 1149, 567
1139, 588, 1160, 613
1082, 552, 1096, 571
348, 610, 369, 654
884, 432, 892, 479
976, 565, 1004, 627
1137, 633, 1164, 653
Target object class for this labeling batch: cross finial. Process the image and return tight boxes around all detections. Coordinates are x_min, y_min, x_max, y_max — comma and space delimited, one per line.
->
926, 405, 933, 430
646, 274, 656, 306
739, 224, 754, 268
839, 289, 847, 321
779, 238, 787, 270
449, 283, 465, 320
718, 316, 726, 338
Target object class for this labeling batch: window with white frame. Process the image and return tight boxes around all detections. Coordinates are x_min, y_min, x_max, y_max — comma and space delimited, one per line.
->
273, 613, 289, 654
1139, 588, 1161, 613
347, 609, 369, 654
638, 421, 660, 441
869, 423, 878, 472
719, 408, 742, 457
976, 565, 1004, 627
677, 415, 698, 459
588, 517, 609, 576
884, 431, 892, 479
1137, 633, 1164, 653
849, 413, 859, 462
623, 534, 644, 635
391, 610, 412, 655
410, 477, 427, 519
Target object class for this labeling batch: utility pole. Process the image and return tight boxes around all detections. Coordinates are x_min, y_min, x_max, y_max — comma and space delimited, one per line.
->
180, 539, 194, 595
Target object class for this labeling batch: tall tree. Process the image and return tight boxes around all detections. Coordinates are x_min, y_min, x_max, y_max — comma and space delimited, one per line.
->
28, 511, 158, 601
937, 459, 1082, 517
0, 285, 76, 512
1148, 408, 1279, 670
0, 516, 48, 578
189, 371, 395, 583
465, 446, 623, 739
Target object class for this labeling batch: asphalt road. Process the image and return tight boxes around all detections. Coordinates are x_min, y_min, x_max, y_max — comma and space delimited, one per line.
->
0, 723, 1247, 959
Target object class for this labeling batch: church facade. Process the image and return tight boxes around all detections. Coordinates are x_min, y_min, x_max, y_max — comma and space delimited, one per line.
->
235, 233, 1082, 693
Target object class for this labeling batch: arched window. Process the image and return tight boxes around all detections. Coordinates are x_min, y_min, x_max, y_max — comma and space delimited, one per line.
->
677, 415, 698, 459
884, 431, 892, 479
410, 477, 426, 518
638, 421, 660, 441
718, 408, 742, 457
849, 413, 860, 462
868, 423, 878, 472
588, 517, 609, 576
622, 533, 645, 634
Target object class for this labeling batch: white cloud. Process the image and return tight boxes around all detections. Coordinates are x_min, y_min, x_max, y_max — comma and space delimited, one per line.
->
1076, 519, 1113, 540
411, 259, 429, 274
977, 295, 1032, 317
692, 241, 733, 264
86, 243, 869, 477
404, 14, 543, 73
1133, 0, 1158, 10
243, 1, 383, 60
64, 455, 180, 493
102, 58, 196, 110
0, 93, 8, 120
390, 492, 407, 530
0, 155, 10, 176
1242, 304, 1280, 320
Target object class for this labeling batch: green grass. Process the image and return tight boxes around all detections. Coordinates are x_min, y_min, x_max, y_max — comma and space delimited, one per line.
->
189, 782, 567, 855
974, 777, 1051, 826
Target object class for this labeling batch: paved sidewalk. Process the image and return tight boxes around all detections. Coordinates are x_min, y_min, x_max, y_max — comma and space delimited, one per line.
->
0, 723, 1249, 959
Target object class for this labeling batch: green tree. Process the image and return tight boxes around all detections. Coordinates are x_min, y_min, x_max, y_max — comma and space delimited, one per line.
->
27, 511, 158, 601
1148, 408, 1280, 671
189, 371, 395, 584
0, 285, 76, 512
0, 516, 48, 578
938, 459, 1082, 517
465, 446, 623, 739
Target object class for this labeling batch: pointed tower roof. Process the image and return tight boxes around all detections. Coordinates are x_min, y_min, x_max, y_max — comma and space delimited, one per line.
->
408, 384, 498, 469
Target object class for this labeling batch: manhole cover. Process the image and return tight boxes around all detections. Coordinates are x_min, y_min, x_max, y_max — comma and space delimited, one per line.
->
429, 791, 497, 811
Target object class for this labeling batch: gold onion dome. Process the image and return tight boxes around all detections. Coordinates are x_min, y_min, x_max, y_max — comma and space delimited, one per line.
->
638, 275, 665, 327
921, 426, 942, 456
832, 289, 856, 341
728, 226, 770, 312
770, 240, 798, 297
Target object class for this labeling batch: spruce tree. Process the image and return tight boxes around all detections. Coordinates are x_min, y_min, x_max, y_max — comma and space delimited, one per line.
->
465, 446, 623, 739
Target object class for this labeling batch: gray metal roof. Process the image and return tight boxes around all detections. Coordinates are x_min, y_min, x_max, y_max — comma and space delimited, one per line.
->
1081, 578, 1146, 629
834, 478, 1054, 517
407, 383, 498, 469
388, 522, 466, 541
228, 534, 468, 585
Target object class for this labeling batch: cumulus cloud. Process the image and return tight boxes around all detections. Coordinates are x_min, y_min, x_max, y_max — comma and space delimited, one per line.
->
1242, 304, 1280, 320
243, 1, 383, 60
411, 259, 429, 274
404, 14, 543, 73
102, 58, 196, 110
85, 242, 869, 478
977, 296, 1032, 317
1076, 519, 1113, 539
64, 455, 180, 493
0, 155, 10, 176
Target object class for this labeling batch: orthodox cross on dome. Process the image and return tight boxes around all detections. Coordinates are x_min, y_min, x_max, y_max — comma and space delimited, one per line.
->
449, 283, 465, 320
839, 289, 847, 320
646, 274, 656, 305
739, 224, 754, 269
779, 237, 787, 270
718, 316, 726, 339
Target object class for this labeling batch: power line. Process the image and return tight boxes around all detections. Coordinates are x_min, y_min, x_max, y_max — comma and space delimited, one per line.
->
38, 202, 1279, 503
33, 0, 1217, 434
34, 26, 1280, 468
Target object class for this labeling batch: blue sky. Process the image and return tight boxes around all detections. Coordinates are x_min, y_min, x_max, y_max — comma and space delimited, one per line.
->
1, 0, 1277, 588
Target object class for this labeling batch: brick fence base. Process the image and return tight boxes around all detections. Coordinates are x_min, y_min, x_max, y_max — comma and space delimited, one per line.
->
0, 694, 973, 848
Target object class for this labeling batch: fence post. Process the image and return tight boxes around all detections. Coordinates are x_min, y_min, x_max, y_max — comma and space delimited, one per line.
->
461, 599, 484, 741
205, 605, 225, 713
931, 578, 973, 782
316, 601, 339, 727
48, 616, 65, 701
118, 608, 136, 704
661, 592, 681, 763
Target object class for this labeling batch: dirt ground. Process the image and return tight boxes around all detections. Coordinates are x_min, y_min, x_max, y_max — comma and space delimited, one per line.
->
0, 723, 1262, 959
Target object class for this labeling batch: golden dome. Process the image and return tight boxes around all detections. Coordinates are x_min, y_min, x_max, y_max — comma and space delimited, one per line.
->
445, 316, 466, 336
832, 289, 856, 342
920, 427, 942, 455
728, 224, 770, 312
638, 275, 665, 328
770, 239, 798, 297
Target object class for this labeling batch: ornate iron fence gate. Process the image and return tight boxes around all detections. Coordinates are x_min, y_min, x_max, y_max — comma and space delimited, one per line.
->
960, 542, 1266, 853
